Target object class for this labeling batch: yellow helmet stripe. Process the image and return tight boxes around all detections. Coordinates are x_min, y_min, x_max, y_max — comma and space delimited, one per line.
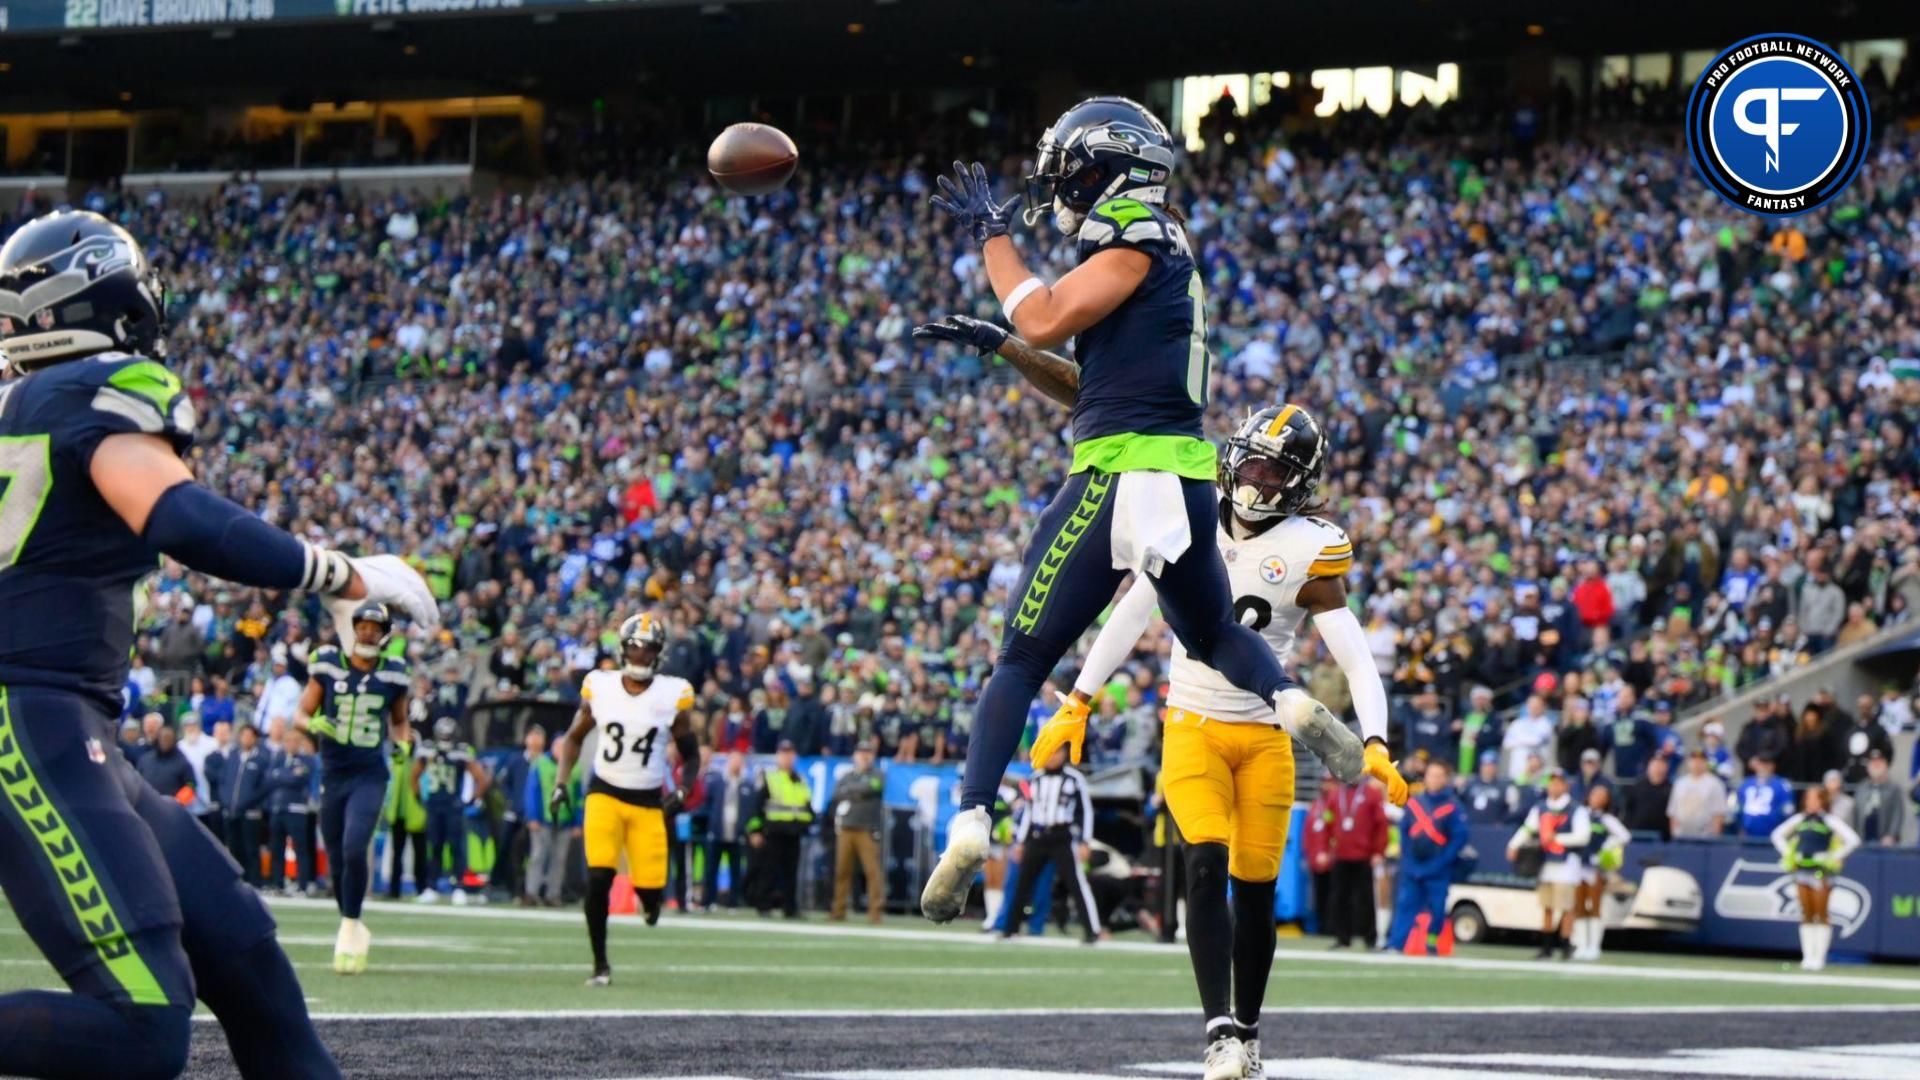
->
1265, 403, 1300, 439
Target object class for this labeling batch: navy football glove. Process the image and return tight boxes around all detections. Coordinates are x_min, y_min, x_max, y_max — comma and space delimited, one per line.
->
930, 161, 1022, 244
912, 315, 1008, 356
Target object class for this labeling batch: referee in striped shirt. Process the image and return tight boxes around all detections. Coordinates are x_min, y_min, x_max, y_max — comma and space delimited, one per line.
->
1000, 745, 1101, 944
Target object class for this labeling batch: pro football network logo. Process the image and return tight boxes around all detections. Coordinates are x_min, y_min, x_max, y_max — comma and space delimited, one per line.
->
1685, 33, 1869, 217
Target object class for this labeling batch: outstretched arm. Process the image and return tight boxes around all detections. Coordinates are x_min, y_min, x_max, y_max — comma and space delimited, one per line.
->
984, 241, 1148, 349
998, 335, 1080, 408
1026, 577, 1155, 768
92, 432, 438, 628
1069, 576, 1160, 705
1302, 577, 1389, 747
913, 316, 1078, 408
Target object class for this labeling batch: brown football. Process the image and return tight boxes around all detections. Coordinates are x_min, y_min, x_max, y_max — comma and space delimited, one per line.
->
707, 123, 798, 196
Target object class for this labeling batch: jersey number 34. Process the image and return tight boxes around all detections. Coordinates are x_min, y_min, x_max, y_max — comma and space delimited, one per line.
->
600, 722, 659, 767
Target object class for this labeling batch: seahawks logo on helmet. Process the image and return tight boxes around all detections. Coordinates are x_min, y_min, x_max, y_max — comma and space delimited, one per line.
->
1219, 404, 1328, 521
1024, 96, 1176, 235
0, 211, 166, 371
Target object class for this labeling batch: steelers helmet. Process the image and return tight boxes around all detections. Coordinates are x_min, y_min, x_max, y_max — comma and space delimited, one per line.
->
1219, 404, 1327, 520
618, 612, 667, 681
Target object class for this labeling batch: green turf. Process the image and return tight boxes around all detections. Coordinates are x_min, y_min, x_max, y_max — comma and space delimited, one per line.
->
2, 898, 1917, 1015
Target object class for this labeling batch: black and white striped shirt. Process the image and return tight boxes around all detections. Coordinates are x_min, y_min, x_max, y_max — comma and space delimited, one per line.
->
1017, 766, 1093, 844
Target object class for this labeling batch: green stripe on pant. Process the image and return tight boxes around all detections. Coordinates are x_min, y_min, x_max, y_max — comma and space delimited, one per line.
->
0, 686, 170, 1005
1012, 471, 1114, 636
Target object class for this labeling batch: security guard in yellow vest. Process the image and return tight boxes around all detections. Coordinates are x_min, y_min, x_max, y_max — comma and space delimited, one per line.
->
747, 739, 815, 917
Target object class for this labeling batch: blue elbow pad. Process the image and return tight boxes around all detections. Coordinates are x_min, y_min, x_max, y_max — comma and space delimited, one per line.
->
141, 481, 350, 592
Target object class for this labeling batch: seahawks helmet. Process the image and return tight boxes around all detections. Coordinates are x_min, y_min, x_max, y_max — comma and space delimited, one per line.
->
0, 210, 165, 372
432, 716, 459, 747
1219, 405, 1328, 521
349, 601, 393, 660
618, 612, 667, 681
1023, 96, 1176, 235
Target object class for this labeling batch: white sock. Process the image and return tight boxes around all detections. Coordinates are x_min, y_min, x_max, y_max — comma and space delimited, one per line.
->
982, 888, 1004, 928
1589, 919, 1606, 958
1814, 923, 1833, 968
1798, 924, 1814, 966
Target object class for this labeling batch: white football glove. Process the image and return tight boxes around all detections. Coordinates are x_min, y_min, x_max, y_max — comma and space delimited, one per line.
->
330, 554, 441, 635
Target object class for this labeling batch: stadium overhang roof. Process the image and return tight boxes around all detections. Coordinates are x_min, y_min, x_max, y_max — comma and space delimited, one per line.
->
0, 0, 1910, 110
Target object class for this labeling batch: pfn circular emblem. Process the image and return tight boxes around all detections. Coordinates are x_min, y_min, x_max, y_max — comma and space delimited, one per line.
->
1686, 33, 1868, 217
1259, 556, 1287, 584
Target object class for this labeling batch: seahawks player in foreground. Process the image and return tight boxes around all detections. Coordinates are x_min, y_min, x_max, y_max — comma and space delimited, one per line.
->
296, 602, 413, 972
913, 98, 1400, 922
0, 210, 436, 1078
1030, 405, 1404, 1080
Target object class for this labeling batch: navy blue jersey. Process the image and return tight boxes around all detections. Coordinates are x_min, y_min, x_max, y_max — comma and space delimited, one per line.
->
0, 354, 194, 713
1069, 199, 1207, 451
417, 741, 475, 804
307, 645, 409, 782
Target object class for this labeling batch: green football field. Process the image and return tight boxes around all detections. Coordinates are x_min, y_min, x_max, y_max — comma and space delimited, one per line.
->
2, 896, 1917, 1016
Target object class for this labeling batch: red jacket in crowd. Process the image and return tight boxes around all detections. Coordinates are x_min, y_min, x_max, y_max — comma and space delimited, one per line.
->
1306, 780, 1390, 868
1572, 575, 1614, 628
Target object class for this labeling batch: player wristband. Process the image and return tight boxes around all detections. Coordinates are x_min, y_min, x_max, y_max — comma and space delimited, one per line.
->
1002, 277, 1044, 321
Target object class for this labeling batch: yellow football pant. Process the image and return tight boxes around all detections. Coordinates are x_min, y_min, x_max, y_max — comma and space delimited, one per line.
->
1159, 707, 1296, 882
583, 793, 668, 889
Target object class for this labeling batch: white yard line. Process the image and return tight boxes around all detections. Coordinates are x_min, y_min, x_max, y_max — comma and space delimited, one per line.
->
266, 896, 1920, 995
185, 1002, 1920, 1023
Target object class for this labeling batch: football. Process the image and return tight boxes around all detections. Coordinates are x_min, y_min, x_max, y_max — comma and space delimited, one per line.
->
706, 122, 798, 195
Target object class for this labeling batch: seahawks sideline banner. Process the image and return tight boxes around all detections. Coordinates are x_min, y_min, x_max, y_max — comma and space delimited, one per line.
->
1465, 823, 1920, 962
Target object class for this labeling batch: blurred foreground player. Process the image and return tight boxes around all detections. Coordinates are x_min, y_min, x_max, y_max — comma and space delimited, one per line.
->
554, 613, 700, 985
296, 602, 414, 973
0, 209, 436, 1078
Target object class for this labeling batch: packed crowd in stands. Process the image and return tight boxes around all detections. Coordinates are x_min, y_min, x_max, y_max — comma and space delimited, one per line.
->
67, 79, 1920, 853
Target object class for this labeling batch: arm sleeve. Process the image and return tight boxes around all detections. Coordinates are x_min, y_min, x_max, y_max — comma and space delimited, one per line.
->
1313, 605, 1389, 744
1077, 774, 1094, 845
1604, 813, 1631, 850
1770, 813, 1797, 856
1072, 576, 1158, 697
1558, 807, 1590, 848
142, 481, 344, 592
1828, 813, 1862, 862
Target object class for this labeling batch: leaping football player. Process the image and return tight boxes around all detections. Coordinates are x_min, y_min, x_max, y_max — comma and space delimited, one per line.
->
1031, 404, 1404, 1080
911, 97, 1405, 929
0, 209, 437, 1079
552, 613, 701, 985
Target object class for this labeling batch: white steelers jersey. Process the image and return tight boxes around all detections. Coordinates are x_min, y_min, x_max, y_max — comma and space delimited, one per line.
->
581, 669, 694, 791
1167, 514, 1353, 723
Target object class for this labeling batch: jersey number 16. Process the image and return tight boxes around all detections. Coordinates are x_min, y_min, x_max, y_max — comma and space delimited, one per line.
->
332, 693, 388, 748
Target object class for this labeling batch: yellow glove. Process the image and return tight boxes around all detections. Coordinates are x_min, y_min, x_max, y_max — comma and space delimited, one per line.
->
1028, 693, 1091, 766
1365, 742, 1409, 807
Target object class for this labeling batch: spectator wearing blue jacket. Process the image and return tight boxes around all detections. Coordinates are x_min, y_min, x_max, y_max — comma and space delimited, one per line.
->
1399, 687, 1455, 767
1601, 707, 1660, 780
222, 723, 273, 886
1388, 760, 1470, 953
267, 730, 318, 895
1736, 754, 1796, 838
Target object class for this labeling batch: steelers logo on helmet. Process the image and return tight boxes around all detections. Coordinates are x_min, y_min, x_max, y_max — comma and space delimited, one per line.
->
1685, 33, 1868, 217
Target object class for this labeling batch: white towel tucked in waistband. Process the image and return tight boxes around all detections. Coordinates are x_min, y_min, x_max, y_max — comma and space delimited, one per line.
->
1109, 470, 1191, 577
